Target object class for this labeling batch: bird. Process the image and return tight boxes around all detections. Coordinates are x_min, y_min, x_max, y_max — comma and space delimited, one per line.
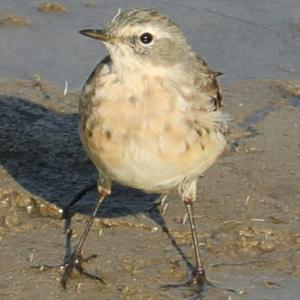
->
62, 8, 228, 290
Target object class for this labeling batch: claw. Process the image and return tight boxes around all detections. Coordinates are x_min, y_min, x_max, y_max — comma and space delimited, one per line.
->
31, 252, 106, 288
61, 251, 106, 288
188, 269, 210, 289
162, 268, 238, 294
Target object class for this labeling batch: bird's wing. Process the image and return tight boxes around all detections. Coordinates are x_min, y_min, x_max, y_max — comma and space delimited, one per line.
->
192, 55, 223, 112
84, 55, 112, 88
79, 56, 112, 122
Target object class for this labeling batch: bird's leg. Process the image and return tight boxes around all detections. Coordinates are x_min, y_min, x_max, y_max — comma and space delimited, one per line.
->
181, 181, 238, 293
184, 197, 210, 288
61, 184, 110, 288
178, 179, 213, 290
31, 185, 97, 272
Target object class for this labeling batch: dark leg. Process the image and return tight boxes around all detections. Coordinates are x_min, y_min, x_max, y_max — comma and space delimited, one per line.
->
183, 192, 237, 293
31, 185, 98, 272
161, 179, 237, 294
184, 197, 210, 288
61, 187, 109, 288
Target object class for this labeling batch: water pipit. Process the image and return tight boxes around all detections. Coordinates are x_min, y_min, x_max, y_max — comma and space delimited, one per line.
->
63, 8, 229, 291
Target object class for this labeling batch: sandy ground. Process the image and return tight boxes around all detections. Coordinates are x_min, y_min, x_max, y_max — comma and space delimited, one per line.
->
0, 1, 300, 300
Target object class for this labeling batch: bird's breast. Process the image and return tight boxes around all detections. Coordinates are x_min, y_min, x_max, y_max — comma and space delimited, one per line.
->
80, 74, 226, 192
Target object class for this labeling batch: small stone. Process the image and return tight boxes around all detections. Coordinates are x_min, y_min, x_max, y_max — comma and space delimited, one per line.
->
151, 226, 159, 232
26, 204, 37, 215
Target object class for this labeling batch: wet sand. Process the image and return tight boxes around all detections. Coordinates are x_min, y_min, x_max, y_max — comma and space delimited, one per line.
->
0, 78, 299, 299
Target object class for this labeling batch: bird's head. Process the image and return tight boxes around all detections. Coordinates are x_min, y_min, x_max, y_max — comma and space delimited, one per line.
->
79, 8, 193, 72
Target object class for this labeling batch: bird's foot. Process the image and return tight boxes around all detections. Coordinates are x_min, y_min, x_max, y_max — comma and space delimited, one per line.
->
32, 252, 106, 288
162, 268, 209, 292
162, 268, 237, 294
186, 268, 211, 289
61, 251, 106, 288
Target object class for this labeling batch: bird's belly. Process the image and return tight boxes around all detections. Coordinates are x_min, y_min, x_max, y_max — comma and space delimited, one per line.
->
80, 112, 226, 193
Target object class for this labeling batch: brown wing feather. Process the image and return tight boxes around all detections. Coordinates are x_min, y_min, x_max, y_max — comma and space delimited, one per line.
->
193, 55, 223, 111
211, 88, 223, 111
194, 55, 223, 112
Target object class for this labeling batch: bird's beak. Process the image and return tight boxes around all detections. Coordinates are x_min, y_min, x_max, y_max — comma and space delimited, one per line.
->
79, 29, 112, 42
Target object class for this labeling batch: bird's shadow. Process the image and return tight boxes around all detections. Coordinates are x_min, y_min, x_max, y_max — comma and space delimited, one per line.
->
0, 94, 194, 273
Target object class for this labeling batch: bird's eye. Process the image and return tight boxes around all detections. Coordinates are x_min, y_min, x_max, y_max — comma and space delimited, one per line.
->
139, 32, 153, 45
